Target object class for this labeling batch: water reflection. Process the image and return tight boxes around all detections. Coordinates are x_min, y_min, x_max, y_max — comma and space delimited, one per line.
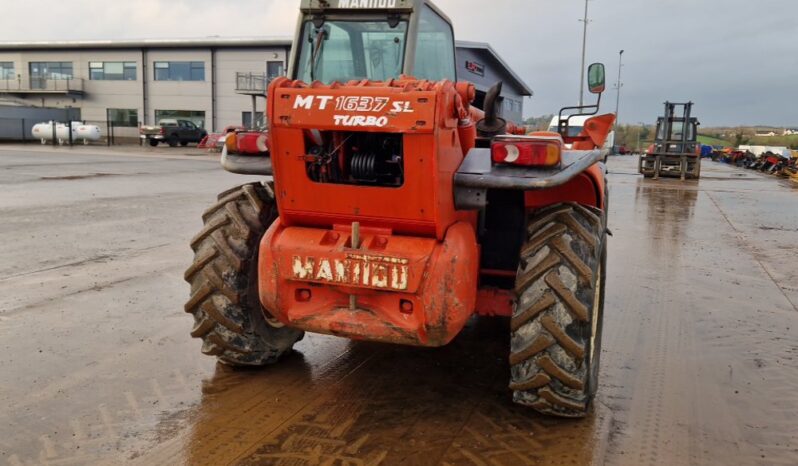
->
179, 319, 608, 465
634, 179, 699, 262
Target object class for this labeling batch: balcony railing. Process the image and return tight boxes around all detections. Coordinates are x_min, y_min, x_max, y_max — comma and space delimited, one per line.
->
0, 78, 85, 95
235, 73, 272, 95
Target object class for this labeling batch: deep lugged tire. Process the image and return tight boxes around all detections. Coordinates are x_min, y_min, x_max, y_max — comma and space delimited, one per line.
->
510, 203, 606, 417
184, 183, 303, 366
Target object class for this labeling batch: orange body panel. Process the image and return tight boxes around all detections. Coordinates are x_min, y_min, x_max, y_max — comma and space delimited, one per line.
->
474, 288, 514, 317
566, 113, 616, 150
257, 78, 608, 347
525, 164, 606, 210
268, 77, 467, 240
259, 221, 478, 346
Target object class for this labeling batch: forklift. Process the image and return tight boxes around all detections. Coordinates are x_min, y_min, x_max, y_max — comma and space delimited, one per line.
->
639, 102, 700, 180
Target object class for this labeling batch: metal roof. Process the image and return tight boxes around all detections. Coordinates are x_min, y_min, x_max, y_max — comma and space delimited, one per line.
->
456, 40, 533, 96
0, 37, 292, 51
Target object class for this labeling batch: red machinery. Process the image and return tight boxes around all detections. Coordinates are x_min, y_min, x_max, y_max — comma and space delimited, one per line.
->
187, 0, 613, 418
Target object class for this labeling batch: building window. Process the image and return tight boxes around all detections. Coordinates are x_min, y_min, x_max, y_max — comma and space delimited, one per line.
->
267, 61, 284, 81
0, 62, 14, 80
107, 108, 139, 127
153, 61, 205, 81
505, 99, 519, 113
90, 62, 136, 81
242, 111, 265, 129
503, 99, 521, 115
155, 110, 206, 128
29, 62, 73, 89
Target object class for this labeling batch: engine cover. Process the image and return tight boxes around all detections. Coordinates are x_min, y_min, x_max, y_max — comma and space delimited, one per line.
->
266, 77, 466, 241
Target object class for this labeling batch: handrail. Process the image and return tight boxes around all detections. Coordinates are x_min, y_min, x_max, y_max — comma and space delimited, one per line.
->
0, 78, 84, 93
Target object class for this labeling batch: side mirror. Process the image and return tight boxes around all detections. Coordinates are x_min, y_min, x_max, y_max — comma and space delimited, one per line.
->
588, 63, 606, 94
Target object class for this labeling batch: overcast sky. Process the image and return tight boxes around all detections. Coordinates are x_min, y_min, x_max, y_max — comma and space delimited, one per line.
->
1, 0, 795, 127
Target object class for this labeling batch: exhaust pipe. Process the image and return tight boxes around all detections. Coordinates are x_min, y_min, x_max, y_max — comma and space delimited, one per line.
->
220, 144, 273, 176
476, 81, 507, 137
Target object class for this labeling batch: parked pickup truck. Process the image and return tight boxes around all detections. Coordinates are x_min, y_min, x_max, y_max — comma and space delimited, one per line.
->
140, 119, 207, 147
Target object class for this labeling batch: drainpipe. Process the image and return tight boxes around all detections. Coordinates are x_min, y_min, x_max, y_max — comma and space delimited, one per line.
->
251, 95, 257, 129
141, 48, 149, 125
211, 48, 217, 132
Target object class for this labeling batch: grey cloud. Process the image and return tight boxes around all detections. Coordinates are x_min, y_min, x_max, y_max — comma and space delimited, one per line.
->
1, 0, 794, 126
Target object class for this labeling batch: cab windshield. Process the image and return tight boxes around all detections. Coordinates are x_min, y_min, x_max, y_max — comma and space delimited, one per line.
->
296, 20, 408, 83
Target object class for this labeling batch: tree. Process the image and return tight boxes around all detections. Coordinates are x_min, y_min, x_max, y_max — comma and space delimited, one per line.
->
733, 129, 750, 147
639, 125, 651, 142
523, 115, 554, 131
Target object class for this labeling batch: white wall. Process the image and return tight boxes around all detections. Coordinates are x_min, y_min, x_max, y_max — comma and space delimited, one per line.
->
0, 50, 142, 123
0, 44, 288, 132
215, 48, 287, 129
146, 49, 211, 128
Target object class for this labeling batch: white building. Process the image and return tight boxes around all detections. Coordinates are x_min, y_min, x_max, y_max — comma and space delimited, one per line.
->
0, 37, 530, 139
0, 38, 291, 132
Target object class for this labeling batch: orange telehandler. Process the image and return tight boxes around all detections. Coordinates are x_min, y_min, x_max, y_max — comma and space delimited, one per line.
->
186, 0, 614, 417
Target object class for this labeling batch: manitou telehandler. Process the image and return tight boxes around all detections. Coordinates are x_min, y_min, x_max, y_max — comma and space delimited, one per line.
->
185, 0, 614, 418
639, 101, 701, 180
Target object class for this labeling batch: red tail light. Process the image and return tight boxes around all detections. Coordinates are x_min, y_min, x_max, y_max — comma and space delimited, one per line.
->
491, 135, 563, 167
160, 127, 165, 135
237, 132, 269, 154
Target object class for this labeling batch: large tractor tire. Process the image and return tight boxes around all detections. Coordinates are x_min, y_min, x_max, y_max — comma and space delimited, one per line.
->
510, 203, 606, 417
184, 183, 303, 366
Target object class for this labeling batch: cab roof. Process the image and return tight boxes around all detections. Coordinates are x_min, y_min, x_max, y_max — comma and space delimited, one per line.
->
301, 0, 417, 12
299, 0, 451, 24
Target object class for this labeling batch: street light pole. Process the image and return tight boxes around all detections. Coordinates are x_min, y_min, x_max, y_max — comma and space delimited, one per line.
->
578, 0, 590, 107
615, 49, 624, 124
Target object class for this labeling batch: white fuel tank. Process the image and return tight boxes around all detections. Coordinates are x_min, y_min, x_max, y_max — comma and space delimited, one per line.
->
32, 121, 102, 144
74, 123, 101, 141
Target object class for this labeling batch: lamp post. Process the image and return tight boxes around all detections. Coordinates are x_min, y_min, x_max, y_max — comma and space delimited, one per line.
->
615, 49, 624, 124
578, 0, 591, 107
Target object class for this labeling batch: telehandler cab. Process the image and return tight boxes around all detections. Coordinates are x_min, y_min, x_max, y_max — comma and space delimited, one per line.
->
186, 0, 614, 417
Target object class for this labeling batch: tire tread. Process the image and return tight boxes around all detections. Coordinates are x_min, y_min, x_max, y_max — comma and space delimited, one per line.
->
510, 202, 605, 417
184, 182, 302, 366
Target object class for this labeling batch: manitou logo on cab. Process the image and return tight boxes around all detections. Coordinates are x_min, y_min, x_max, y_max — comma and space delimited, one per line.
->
292, 254, 409, 291
337, 0, 399, 8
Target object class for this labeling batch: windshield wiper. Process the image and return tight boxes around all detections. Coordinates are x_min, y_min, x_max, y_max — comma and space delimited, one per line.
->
310, 28, 328, 81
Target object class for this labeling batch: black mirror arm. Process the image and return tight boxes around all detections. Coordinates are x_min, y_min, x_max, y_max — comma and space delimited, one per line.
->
557, 93, 602, 138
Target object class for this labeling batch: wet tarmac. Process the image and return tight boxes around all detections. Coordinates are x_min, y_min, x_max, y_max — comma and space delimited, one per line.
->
1, 146, 796, 465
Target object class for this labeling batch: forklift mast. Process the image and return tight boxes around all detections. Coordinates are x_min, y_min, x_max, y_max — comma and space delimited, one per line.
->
655, 101, 699, 155
640, 101, 702, 180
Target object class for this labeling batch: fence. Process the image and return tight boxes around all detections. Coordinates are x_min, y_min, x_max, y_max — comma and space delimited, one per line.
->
235, 72, 270, 94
